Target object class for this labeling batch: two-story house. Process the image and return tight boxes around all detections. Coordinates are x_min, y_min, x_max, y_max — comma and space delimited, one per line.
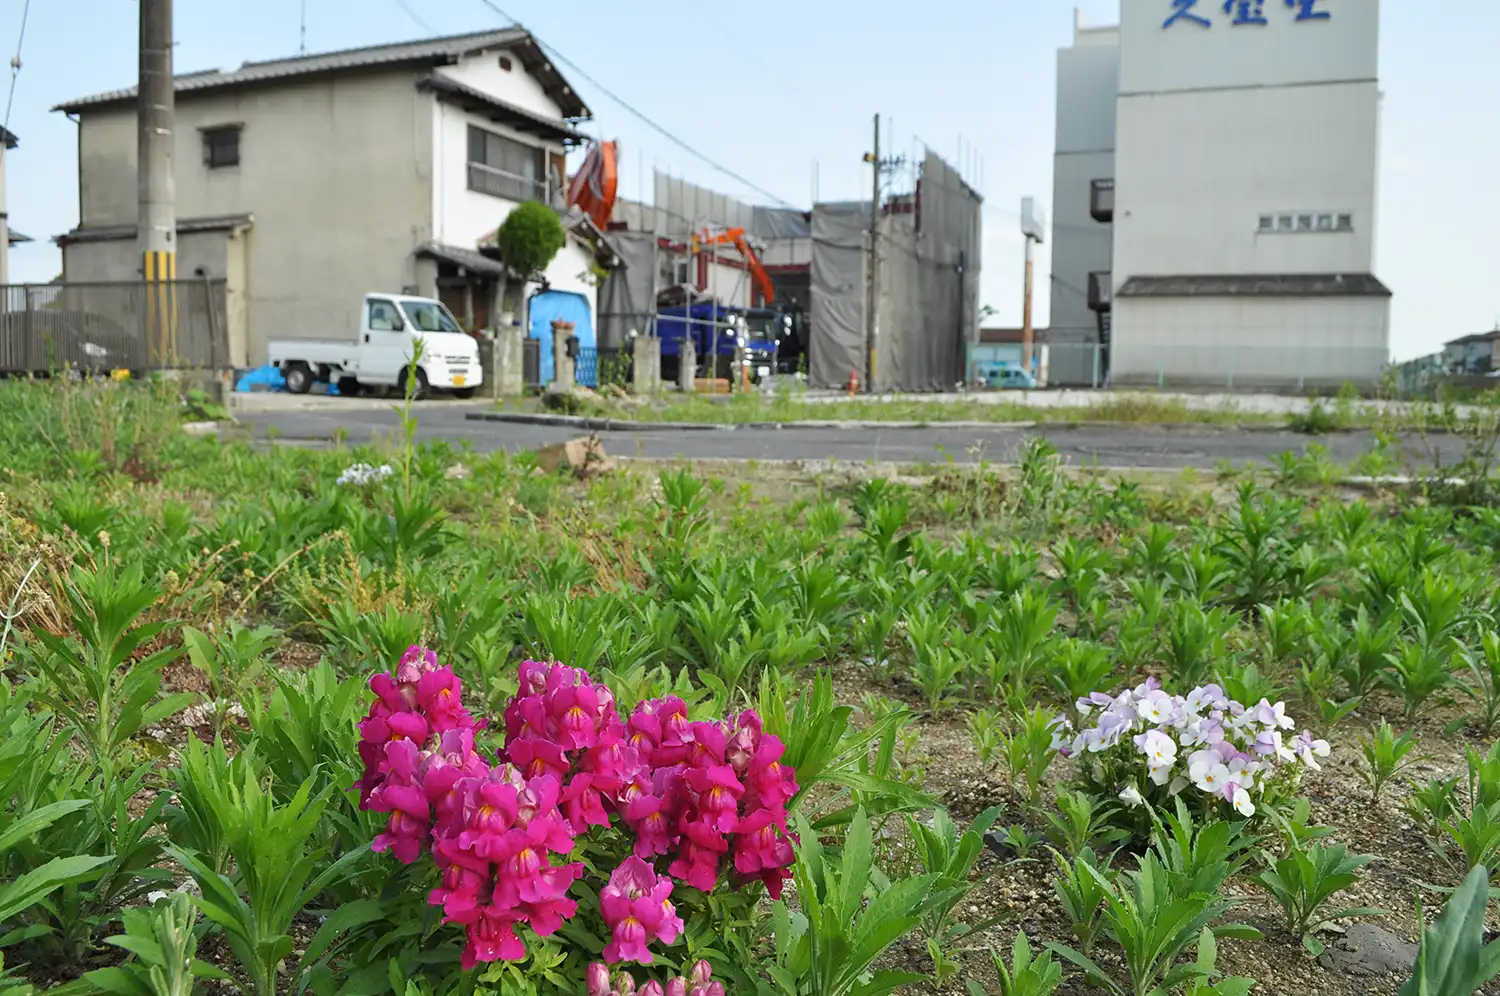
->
53, 28, 598, 367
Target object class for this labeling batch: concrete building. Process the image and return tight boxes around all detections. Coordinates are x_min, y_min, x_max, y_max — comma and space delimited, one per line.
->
1050, 1, 1391, 389
1049, 12, 1119, 387
53, 28, 599, 367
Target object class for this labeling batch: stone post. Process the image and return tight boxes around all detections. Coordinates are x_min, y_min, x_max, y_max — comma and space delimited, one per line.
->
678, 337, 696, 395
493, 326, 524, 397
632, 335, 661, 395
551, 319, 576, 393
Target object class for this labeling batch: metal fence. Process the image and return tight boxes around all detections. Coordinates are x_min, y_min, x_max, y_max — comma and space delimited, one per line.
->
576, 347, 598, 388
0, 280, 229, 375
1026, 342, 1391, 392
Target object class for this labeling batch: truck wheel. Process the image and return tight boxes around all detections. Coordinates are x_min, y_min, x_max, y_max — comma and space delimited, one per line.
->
398, 367, 430, 401
452, 387, 477, 400
284, 363, 313, 395
336, 376, 360, 397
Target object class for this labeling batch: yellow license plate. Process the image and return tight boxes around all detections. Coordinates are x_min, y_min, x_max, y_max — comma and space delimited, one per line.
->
452, 375, 466, 387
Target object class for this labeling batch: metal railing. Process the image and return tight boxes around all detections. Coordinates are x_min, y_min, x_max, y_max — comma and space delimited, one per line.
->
467, 161, 546, 203
575, 347, 598, 388
1034, 341, 1389, 391
0, 280, 228, 375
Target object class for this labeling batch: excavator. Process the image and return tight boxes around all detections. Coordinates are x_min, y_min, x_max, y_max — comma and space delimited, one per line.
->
566, 140, 805, 380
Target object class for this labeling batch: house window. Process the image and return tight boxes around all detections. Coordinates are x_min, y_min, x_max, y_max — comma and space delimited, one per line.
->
202, 125, 241, 169
499, 55, 513, 71
1260, 212, 1355, 234
467, 125, 545, 202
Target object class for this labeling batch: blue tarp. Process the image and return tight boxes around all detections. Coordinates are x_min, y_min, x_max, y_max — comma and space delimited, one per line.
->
529, 290, 594, 387
235, 364, 285, 393
234, 363, 341, 394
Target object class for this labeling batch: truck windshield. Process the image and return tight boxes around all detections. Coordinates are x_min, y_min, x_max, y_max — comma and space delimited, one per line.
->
402, 300, 463, 334
743, 313, 778, 341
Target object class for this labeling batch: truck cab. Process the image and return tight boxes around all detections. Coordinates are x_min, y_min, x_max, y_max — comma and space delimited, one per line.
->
267, 293, 483, 398
655, 301, 780, 383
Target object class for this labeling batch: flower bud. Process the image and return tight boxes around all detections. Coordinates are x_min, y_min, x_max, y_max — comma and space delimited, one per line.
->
586, 964, 610, 996
613, 970, 637, 996
689, 961, 713, 987
665, 979, 688, 996
640, 983, 665, 996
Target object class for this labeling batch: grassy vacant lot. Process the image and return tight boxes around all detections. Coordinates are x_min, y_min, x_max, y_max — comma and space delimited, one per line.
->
1, 376, 1499, 996
522, 383, 1500, 435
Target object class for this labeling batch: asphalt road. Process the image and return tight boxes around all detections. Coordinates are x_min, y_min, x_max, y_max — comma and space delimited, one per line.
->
232, 404, 1470, 471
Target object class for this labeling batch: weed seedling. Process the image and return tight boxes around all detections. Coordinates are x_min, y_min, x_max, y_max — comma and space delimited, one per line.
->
1359, 722, 1426, 805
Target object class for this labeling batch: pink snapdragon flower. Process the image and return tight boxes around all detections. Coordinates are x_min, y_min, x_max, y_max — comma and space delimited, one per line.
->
367, 739, 430, 864
600, 856, 684, 964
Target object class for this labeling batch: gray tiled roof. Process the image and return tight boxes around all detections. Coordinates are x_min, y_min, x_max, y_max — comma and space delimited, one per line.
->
415, 242, 508, 278
1117, 273, 1393, 298
54, 27, 590, 120
54, 214, 255, 245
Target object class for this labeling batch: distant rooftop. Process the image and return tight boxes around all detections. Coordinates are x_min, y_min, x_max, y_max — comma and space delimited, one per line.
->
53, 26, 590, 120
1445, 329, 1500, 348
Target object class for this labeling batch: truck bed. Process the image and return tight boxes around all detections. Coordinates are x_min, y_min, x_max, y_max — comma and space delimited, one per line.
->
266, 339, 360, 370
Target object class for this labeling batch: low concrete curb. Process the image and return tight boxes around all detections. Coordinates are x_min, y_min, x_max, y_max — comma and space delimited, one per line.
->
464, 411, 1040, 432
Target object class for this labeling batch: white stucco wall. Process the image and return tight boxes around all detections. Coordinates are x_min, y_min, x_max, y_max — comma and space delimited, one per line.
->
429, 96, 591, 328
435, 49, 569, 122
1113, 82, 1378, 281
1105, 0, 1388, 387
1049, 26, 1119, 386
63, 229, 231, 283
1119, 0, 1378, 95
1111, 296, 1389, 387
73, 71, 436, 364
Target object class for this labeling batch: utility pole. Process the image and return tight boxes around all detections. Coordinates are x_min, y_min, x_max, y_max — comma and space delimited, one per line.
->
1019, 196, 1045, 375
1021, 238, 1034, 372
139, 0, 176, 362
0, 131, 10, 289
862, 114, 879, 392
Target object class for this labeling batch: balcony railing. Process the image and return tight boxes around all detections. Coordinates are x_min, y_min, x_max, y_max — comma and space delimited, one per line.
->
1090, 179, 1114, 223
1088, 271, 1112, 313
468, 161, 545, 203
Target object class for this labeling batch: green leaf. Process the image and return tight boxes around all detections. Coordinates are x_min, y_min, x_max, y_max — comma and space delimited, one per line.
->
297, 898, 386, 974
1401, 866, 1492, 996
0, 855, 111, 921
0, 799, 93, 854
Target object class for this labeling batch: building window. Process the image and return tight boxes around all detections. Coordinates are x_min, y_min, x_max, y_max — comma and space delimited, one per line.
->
202, 125, 241, 169
499, 55, 513, 71
1259, 211, 1354, 234
467, 125, 545, 202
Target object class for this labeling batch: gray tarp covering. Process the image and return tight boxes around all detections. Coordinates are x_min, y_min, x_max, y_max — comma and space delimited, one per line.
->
807, 152, 981, 391
596, 230, 658, 351
808, 202, 869, 388
919, 151, 983, 389
752, 206, 811, 240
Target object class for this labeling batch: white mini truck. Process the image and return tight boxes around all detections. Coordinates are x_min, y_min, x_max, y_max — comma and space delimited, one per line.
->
267, 293, 483, 399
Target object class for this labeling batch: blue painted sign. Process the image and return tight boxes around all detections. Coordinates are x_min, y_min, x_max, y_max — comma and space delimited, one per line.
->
1224, 1, 1267, 25
1164, 0, 1328, 27
1163, 0, 1211, 28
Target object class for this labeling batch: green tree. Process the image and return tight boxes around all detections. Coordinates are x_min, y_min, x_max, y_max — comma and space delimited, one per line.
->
494, 201, 567, 324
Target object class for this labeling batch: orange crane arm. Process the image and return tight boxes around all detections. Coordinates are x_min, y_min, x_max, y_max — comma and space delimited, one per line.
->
695, 226, 776, 305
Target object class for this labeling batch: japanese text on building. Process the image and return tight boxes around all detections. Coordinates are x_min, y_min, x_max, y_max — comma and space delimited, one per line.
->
1164, 0, 1330, 29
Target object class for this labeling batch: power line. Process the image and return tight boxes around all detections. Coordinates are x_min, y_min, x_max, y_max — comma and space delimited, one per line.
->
4, 0, 31, 136
393, 0, 434, 35
472, 0, 798, 211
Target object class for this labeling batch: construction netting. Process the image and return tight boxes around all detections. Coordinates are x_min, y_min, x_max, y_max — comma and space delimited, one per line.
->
808, 151, 982, 391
